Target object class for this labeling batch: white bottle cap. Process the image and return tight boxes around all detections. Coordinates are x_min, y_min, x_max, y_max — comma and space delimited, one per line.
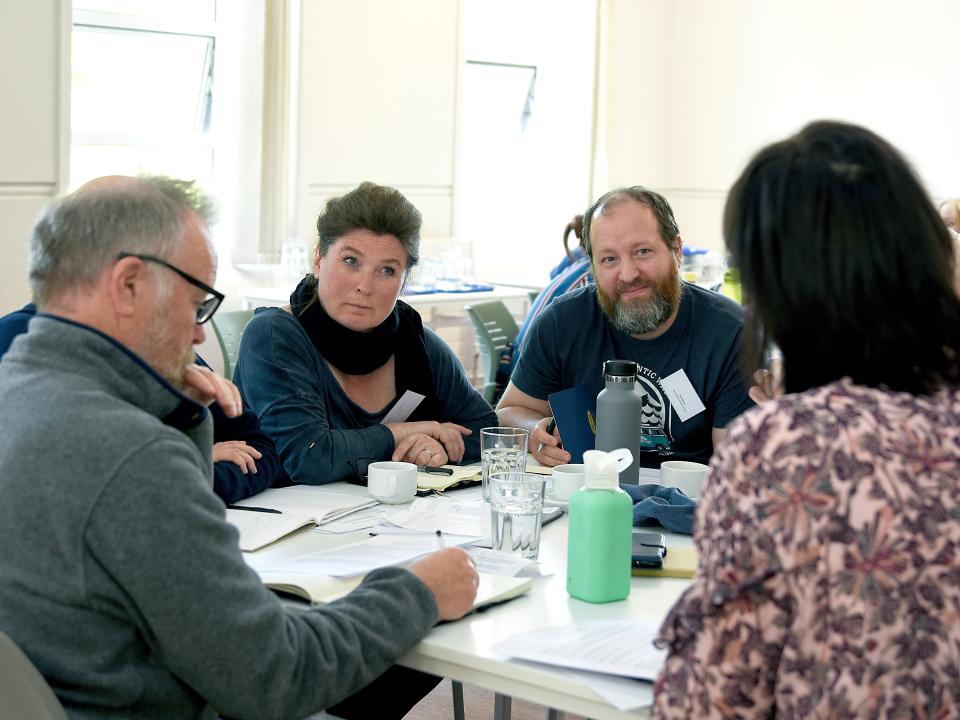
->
583, 448, 634, 489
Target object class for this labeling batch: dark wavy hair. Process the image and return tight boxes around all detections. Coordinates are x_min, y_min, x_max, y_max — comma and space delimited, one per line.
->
724, 120, 960, 395
316, 181, 421, 269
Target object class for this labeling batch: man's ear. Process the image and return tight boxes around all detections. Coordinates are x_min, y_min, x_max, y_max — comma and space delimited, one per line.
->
108, 256, 147, 319
672, 235, 683, 263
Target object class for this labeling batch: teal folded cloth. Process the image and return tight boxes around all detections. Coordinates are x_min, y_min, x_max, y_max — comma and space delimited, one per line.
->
620, 483, 697, 535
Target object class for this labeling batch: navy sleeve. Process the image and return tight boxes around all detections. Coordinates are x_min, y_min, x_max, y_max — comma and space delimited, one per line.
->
193, 352, 289, 502
509, 301, 567, 401
0, 304, 36, 359
233, 310, 396, 485
423, 327, 497, 462
209, 402, 288, 503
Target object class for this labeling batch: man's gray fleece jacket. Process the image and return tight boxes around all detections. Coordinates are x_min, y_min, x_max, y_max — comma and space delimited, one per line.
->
0, 315, 438, 719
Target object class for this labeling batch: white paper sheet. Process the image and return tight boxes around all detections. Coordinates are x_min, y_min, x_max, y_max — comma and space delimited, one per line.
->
264, 533, 478, 577
380, 390, 425, 423
466, 548, 545, 577
491, 620, 666, 681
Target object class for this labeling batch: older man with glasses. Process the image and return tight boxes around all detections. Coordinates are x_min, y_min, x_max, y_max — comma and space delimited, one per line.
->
0, 251, 283, 505
0, 175, 478, 720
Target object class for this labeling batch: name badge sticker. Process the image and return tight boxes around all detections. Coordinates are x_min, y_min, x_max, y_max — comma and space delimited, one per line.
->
380, 391, 426, 424
659, 369, 706, 423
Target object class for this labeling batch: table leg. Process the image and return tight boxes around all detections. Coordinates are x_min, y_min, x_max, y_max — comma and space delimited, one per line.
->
451, 680, 465, 720
494, 692, 512, 720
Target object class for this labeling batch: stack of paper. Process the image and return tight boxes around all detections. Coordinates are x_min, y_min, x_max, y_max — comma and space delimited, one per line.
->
375, 498, 563, 541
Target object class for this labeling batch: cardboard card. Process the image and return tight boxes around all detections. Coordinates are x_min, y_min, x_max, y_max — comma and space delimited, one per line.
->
547, 384, 596, 463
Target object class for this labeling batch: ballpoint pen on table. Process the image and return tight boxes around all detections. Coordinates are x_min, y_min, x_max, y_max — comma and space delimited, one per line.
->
536, 418, 558, 455
435, 529, 445, 548
227, 505, 282, 514
418, 465, 454, 475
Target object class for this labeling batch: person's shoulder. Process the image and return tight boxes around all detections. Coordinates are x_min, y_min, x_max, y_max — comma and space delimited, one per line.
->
542, 284, 598, 317
685, 283, 744, 324
243, 305, 303, 342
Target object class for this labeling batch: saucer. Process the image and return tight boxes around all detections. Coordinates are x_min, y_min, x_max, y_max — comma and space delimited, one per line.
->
544, 497, 569, 510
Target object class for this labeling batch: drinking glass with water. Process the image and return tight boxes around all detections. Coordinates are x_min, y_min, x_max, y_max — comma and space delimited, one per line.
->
488, 472, 548, 560
480, 427, 528, 501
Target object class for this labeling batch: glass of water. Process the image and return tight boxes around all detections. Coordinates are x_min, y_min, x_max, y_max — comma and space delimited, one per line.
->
488, 472, 547, 560
480, 427, 528, 501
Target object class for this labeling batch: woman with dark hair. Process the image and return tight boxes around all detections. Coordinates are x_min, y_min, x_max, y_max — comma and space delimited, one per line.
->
652, 121, 960, 718
235, 182, 496, 485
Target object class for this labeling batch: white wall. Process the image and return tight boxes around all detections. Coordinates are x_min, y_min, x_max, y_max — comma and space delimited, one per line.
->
0, 0, 66, 313
293, 0, 461, 247
599, 0, 960, 252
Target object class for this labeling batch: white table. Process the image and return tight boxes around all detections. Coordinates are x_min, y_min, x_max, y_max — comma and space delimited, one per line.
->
242, 482, 692, 719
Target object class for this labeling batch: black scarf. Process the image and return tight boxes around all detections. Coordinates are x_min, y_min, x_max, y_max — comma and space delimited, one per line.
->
290, 275, 440, 420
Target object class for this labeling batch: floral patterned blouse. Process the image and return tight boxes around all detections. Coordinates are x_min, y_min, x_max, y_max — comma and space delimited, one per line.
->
652, 378, 960, 719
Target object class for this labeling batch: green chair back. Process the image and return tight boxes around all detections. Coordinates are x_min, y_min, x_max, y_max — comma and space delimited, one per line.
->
463, 300, 520, 404
211, 309, 254, 380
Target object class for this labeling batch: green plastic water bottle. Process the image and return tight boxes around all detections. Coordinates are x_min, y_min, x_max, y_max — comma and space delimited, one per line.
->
566, 449, 633, 603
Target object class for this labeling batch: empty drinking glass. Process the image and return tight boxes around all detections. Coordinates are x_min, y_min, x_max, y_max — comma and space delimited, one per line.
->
489, 472, 548, 560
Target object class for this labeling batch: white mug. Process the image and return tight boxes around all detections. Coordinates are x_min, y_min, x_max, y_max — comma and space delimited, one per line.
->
550, 464, 585, 501
367, 461, 418, 504
659, 460, 709, 499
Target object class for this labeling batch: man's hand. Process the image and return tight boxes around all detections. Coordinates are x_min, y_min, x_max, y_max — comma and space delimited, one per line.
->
213, 440, 262, 474
181, 364, 242, 417
409, 547, 478, 621
530, 416, 571, 466
392, 432, 450, 466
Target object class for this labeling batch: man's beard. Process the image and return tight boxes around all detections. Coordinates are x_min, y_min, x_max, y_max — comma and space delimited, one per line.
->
597, 262, 682, 336
144, 310, 195, 390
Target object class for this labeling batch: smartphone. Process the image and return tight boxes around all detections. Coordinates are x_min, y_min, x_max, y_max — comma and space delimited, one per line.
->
631, 532, 667, 569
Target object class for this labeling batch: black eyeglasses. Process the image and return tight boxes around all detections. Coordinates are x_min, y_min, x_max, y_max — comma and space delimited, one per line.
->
117, 252, 224, 324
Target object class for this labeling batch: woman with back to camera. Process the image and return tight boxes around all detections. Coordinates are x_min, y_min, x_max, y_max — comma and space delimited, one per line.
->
652, 121, 960, 718
235, 182, 496, 484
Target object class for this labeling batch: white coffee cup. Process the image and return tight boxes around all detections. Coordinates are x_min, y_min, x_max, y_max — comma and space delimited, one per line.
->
659, 460, 709, 498
367, 461, 418, 504
550, 463, 585, 502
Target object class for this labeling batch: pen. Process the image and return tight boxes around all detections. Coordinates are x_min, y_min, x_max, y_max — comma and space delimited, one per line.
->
436, 529, 445, 548
418, 465, 454, 475
536, 418, 557, 455
227, 505, 282, 514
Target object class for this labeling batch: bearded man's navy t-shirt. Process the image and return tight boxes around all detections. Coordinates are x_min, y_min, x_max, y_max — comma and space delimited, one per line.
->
510, 283, 755, 467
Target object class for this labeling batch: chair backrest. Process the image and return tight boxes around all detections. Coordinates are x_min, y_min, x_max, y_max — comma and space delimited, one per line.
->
0, 631, 69, 720
210, 309, 254, 380
463, 300, 520, 403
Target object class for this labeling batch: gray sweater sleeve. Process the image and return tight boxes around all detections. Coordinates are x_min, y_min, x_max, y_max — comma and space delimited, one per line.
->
84, 437, 438, 720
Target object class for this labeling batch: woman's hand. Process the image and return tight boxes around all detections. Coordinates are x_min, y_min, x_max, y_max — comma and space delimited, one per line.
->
212, 440, 262, 474
392, 432, 449, 466
387, 421, 471, 464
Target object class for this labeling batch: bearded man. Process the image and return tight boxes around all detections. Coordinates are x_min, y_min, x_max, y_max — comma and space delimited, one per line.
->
497, 186, 754, 468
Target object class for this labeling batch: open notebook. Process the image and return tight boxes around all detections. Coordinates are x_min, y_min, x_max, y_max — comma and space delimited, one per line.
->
257, 568, 532, 610
228, 486, 379, 551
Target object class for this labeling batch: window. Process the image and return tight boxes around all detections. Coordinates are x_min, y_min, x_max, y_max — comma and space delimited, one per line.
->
458, 0, 597, 287
70, 1, 267, 269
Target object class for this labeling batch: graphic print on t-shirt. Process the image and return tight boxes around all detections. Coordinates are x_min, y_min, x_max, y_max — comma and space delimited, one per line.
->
636, 367, 674, 455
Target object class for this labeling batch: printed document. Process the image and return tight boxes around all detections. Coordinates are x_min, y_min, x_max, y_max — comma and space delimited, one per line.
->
491, 620, 667, 681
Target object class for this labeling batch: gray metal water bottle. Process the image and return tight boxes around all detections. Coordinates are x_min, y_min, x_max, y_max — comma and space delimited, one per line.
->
594, 360, 642, 484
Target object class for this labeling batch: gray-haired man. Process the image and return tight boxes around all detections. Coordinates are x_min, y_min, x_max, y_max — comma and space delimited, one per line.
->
0, 176, 477, 719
